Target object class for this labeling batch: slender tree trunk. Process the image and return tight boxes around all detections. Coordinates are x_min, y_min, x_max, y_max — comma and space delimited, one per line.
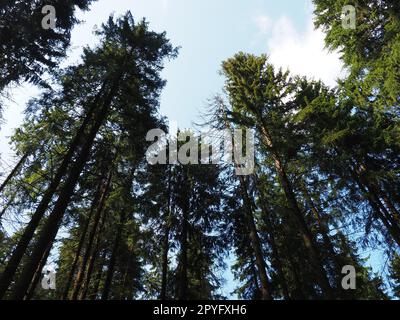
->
287, 253, 308, 299
258, 197, 290, 300
352, 171, 400, 246
0, 191, 16, 220
61, 181, 103, 300
178, 205, 189, 300
100, 167, 136, 300
255, 173, 290, 299
71, 171, 112, 300
300, 183, 349, 298
89, 250, 107, 300
0, 84, 106, 299
237, 176, 272, 300
366, 181, 400, 231
160, 165, 172, 300
117, 266, 130, 300
351, 159, 400, 246
266, 222, 290, 300
79, 201, 109, 300
0, 153, 28, 195
373, 196, 400, 239
160, 224, 170, 300
383, 180, 400, 211
25, 243, 52, 300
372, 197, 400, 245
101, 211, 126, 300
249, 256, 261, 298
219, 104, 272, 300
259, 125, 334, 299
366, 191, 400, 246
118, 254, 135, 300
361, 161, 400, 224
381, 195, 400, 225
9, 81, 119, 300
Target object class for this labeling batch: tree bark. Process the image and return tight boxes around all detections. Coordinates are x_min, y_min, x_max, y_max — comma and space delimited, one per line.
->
178, 167, 189, 300
160, 165, 172, 300
118, 264, 130, 300
286, 253, 308, 299
381, 194, 400, 225
71, 171, 112, 300
249, 256, 261, 298
258, 193, 290, 300
259, 125, 334, 299
0, 152, 28, 195
101, 211, 126, 300
79, 217, 105, 300
383, 180, 400, 211
219, 104, 272, 300
61, 180, 103, 300
0, 84, 106, 299
300, 183, 349, 298
0, 191, 16, 220
366, 191, 400, 246
352, 171, 400, 247
237, 175, 272, 300
89, 250, 107, 300
8, 77, 120, 300
365, 180, 400, 232
25, 242, 52, 300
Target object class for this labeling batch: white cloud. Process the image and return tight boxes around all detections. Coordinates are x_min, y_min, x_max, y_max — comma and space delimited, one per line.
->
253, 15, 271, 34
254, 13, 345, 87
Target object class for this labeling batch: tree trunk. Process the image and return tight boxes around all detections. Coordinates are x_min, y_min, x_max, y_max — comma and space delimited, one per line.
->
117, 265, 130, 300
371, 196, 400, 246
8, 79, 119, 300
366, 192, 400, 246
383, 180, 400, 211
352, 171, 400, 247
249, 256, 261, 298
101, 211, 126, 300
100, 167, 136, 300
300, 183, 349, 298
0, 84, 106, 299
0, 191, 16, 220
366, 181, 400, 232
362, 160, 400, 224
160, 165, 172, 300
89, 250, 107, 300
0, 152, 28, 195
286, 253, 308, 299
160, 223, 171, 300
258, 195, 290, 300
178, 205, 189, 300
219, 104, 272, 300
25, 243, 52, 300
381, 194, 400, 225
259, 125, 333, 299
71, 171, 112, 300
237, 176, 272, 300
79, 220, 105, 300
61, 180, 103, 300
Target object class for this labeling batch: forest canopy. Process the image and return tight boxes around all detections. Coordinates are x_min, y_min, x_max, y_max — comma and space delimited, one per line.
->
0, 0, 399, 301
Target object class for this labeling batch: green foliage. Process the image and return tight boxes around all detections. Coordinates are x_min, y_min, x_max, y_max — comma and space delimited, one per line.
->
1, 1, 399, 301
0, 0, 96, 92
313, 0, 400, 105
389, 254, 400, 298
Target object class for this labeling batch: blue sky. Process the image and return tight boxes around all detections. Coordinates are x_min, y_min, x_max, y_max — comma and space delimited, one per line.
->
1, 0, 388, 298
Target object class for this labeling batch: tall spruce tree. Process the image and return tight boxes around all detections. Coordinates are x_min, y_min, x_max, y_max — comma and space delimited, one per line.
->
0, 0, 96, 94
0, 12, 177, 299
